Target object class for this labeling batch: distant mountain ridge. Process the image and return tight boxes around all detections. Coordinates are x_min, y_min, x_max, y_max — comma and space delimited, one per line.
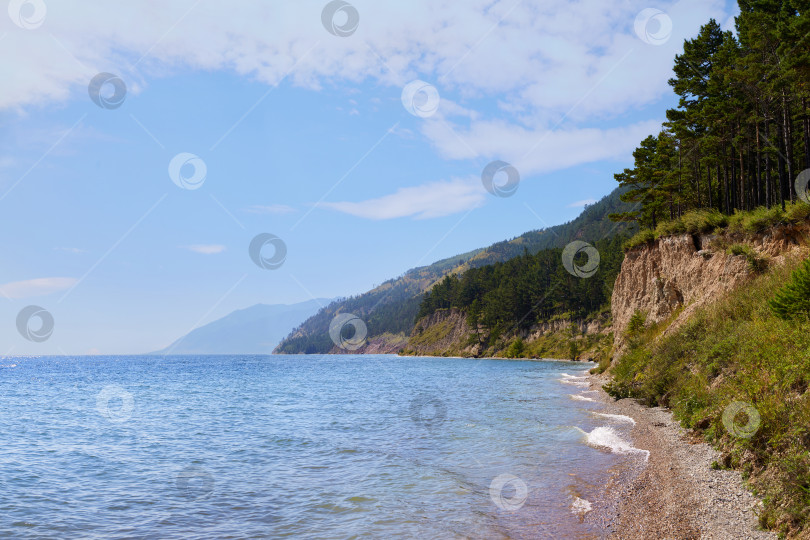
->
150, 299, 329, 355
275, 186, 636, 354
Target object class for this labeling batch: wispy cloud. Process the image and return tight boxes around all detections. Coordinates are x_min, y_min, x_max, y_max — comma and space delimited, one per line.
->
243, 204, 296, 215
183, 244, 226, 255
0, 277, 77, 299
321, 177, 485, 220
568, 198, 596, 208
422, 119, 662, 177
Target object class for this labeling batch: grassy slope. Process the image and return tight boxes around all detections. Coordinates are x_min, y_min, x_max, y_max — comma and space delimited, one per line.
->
605, 225, 810, 537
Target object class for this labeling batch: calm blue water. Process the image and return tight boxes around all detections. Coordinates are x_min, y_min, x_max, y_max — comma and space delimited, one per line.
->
0, 355, 637, 539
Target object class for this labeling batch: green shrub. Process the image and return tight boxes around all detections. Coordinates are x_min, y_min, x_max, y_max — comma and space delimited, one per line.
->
505, 337, 525, 358
728, 244, 749, 257
728, 206, 787, 234
626, 310, 646, 336
681, 208, 728, 234
769, 258, 810, 320
624, 229, 655, 251
590, 355, 611, 374
727, 244, 768, 273
786, 201, 810, 223
568, 339, 579, 361
655, 217, 687, 237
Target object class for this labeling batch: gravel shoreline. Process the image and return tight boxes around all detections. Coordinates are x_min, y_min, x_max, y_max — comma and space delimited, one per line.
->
582, 372, 776, 540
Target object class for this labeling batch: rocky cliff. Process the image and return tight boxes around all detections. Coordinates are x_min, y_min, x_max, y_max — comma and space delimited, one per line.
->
611, 222, 810, 355
400, 307, 610, 359
405, 308, 477, 357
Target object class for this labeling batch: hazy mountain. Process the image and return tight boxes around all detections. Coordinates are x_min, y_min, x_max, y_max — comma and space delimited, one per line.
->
150, 299, 329, 355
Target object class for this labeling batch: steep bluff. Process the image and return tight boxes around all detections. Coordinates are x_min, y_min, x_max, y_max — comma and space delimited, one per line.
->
611, 222, 810, 355
402, 308, 610, 359
406, 308, 477, 357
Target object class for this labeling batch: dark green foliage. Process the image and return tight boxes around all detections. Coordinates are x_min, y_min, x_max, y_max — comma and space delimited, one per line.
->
568, 339, 579, 361
416, 235, 627, 348
769, 258, 810, 319
613, 5, 810, 231
506, 337, 525, 359
626, 311, 646, 336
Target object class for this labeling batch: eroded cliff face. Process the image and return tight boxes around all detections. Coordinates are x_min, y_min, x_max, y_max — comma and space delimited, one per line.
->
406, 308, 478, 357
611, 223, 809, 355
403, 308, 610, 358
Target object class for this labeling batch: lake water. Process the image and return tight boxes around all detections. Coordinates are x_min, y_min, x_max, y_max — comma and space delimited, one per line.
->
0, 355, 645, 539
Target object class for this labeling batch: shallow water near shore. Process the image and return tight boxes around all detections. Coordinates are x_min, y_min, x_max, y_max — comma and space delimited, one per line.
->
0, 355, 646, 538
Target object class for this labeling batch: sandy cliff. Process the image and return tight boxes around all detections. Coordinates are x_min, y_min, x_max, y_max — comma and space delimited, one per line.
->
611, 223, 810, 355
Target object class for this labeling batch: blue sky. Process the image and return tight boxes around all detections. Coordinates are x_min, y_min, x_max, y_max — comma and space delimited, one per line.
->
0, 0, 737, 354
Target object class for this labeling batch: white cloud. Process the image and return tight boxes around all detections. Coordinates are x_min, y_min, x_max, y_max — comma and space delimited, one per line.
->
0, 277, 77, 299
243, 204, 297, 215
184, 244, 226, 255
321, 177, 485, 220
568, 198, 597, 208
0, 0, 727, 119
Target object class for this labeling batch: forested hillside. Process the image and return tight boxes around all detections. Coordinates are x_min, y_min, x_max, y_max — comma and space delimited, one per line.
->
611, 3, 810, 230
416, 234, 626, 348
275, 187, 635, 354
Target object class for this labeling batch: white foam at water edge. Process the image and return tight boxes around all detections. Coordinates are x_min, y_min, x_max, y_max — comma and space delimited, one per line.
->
569, 394, 596, 402
580, 426, 649, 461
560, 373, 588, 379
559, 378, 589, 387
571, 497, 592, 515
593, 412, 636, 425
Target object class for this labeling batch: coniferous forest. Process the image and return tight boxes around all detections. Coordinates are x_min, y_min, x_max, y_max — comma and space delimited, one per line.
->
416, 235, 627, 341
611, 3, 810, 228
